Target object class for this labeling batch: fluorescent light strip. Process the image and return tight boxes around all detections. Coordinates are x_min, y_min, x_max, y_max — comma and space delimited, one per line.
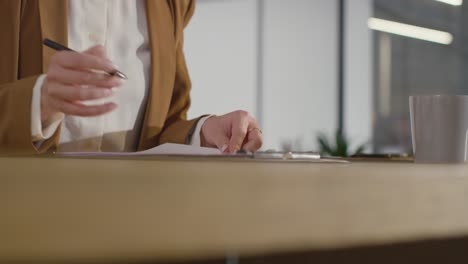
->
368, 18, 453, 45
435, 0, 463, 6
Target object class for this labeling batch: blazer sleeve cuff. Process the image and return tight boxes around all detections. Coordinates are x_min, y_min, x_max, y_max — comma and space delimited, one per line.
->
31, 74, 64, 143
189, 115, 213, 146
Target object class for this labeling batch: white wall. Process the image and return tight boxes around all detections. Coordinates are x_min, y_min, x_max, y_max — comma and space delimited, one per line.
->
262, 0, 338, 151
185, 0, 373, 151
344, 0, 374, 151
185, 0, 258, 118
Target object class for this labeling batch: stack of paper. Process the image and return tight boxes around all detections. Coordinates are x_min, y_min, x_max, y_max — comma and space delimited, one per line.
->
59, 143, 221, 157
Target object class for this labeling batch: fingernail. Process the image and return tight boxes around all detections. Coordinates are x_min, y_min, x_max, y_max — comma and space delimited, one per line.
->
230, 147, 240, 154
105, 62, 114, 69
221, 144, 228, 153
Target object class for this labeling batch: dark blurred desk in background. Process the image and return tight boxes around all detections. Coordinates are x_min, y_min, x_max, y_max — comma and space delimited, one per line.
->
1, 157, 468, 263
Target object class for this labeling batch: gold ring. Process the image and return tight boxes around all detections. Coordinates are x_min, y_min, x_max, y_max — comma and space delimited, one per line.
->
249, 127, 263, 134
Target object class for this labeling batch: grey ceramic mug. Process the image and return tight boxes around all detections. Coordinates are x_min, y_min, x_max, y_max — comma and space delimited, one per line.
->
410, 95, 468, 164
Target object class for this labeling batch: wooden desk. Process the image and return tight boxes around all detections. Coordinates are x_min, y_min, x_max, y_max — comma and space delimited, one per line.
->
1, 157, 468, 263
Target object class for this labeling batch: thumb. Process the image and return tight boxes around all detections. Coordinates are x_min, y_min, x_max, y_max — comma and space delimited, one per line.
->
84, 45, 110, 60
214, 135, 230, 154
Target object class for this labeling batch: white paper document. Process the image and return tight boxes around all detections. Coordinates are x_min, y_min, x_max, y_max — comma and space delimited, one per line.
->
59, 143, 222, 157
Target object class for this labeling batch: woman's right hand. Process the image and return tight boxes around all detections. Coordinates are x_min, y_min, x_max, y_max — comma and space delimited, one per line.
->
41, 45, 122, 122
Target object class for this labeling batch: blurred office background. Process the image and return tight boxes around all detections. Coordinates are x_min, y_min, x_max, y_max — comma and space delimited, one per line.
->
185, 0, 467, 154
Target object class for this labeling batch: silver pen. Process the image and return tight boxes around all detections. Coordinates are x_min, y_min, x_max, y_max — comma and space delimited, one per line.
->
43, 38, 128, 80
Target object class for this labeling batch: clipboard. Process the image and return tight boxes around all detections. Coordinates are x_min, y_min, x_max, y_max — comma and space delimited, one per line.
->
54, 143, 348, 163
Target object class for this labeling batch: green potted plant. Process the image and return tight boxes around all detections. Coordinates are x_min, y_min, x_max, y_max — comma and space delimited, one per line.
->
317, 130, 366, 157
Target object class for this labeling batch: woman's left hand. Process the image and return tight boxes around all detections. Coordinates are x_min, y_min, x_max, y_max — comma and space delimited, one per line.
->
200, 110, 263, 153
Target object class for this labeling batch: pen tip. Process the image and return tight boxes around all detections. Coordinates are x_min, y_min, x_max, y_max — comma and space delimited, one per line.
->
113, 71, 128, 80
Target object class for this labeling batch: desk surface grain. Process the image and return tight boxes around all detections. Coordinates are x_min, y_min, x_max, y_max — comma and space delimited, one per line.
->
1, 157, 468, 262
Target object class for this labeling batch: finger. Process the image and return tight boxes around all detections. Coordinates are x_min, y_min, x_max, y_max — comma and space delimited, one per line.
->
214, 134, 230, 153
241, 116, 261, 151
229, 115, 250, 153
47, 66, 122, 87
48, 83, 114, 102
50, 97, 117, 117
242, 130, 263, 152
83, 45, 109, 59
52, 51, 115, 72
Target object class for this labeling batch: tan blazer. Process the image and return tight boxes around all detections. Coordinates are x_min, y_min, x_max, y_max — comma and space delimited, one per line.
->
0, 0, 202, 154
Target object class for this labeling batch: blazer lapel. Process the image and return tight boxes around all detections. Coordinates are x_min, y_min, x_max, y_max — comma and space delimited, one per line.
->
138, 0, 177, 150
38, 0, 68, 73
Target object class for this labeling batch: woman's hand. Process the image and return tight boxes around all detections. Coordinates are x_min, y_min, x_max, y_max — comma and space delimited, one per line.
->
201, 111, 263, 153
41, 45, 122, 122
